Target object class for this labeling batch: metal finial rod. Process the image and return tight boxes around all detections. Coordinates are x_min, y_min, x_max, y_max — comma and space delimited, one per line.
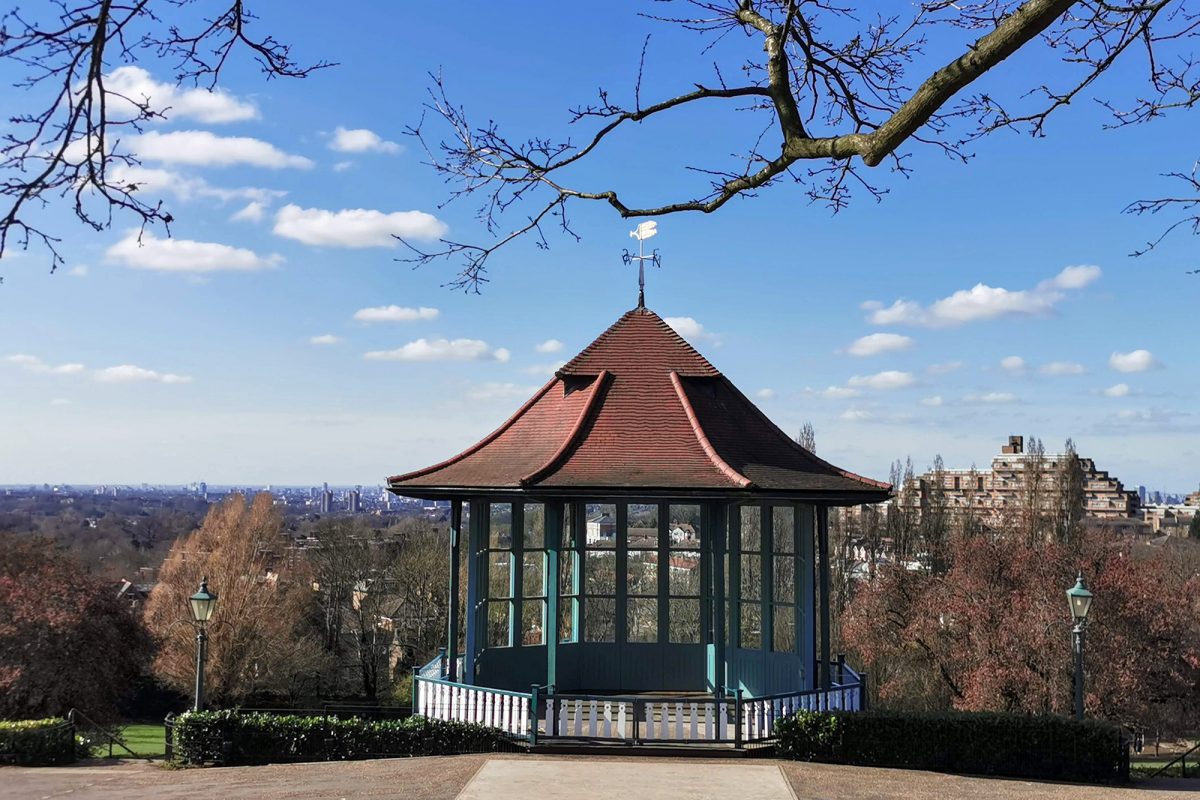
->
624, 221, 661, 309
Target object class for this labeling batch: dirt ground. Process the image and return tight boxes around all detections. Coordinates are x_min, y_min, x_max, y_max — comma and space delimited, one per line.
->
3, 754, 1195, 800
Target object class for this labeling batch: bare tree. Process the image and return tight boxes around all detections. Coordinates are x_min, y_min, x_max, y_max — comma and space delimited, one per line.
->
1053, 438, 1086, 545
795, 421, 816, 453
0, 1, 329, 273
407, 0, 1200, 287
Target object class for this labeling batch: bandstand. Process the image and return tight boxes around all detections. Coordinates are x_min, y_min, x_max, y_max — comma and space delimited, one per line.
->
389, 303, 891, 745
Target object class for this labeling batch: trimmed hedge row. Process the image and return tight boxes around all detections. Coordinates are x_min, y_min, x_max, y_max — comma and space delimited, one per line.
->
171, 710, 513, 765
775, 710, 1128, 784
0, 718, 77, 765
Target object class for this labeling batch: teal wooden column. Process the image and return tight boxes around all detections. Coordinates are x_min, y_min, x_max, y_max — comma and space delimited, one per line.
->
710, 502, 728, 695
656, 502, 669, 644
615, 502, 629, 644
510, 502, 523, 648
728, 504, 741, 653
817, 504, 832, 690
699, 503, 712, 677
545, 499, 564, 690
799, 504, 815, 689
463, 499, 485, 684
761, 504, 773, 654
446, 499, 462, 681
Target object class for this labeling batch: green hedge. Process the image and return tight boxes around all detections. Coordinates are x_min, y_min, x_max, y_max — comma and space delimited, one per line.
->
0, 718, 77, 765
171, 710, 513, 765
775, 710, 1127, 784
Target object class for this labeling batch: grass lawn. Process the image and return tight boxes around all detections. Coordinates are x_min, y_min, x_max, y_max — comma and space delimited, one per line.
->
117, 723, 167, 758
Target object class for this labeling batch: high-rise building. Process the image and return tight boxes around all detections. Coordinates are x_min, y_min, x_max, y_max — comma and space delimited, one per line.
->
320, 490, 334, 514
903, 435, 1138, 521
348, 489, 361, 513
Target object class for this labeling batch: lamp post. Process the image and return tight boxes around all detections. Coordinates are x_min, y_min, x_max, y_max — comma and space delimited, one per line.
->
1066, 571, 1094, 721
189, 577, 218, 712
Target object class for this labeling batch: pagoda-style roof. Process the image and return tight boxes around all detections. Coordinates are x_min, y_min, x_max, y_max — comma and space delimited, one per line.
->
388, 307, 891, 503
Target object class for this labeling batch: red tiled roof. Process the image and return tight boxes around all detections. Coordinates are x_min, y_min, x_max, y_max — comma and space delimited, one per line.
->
388, 307, 891, 501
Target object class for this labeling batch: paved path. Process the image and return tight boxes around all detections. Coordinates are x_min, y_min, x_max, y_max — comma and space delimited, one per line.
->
2, 755, 1195, 799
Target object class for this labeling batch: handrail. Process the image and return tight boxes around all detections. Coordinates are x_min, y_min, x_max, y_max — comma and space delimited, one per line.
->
68, 708, 140, 759
1150, 739, 1200, 779
413, 674, 534, 700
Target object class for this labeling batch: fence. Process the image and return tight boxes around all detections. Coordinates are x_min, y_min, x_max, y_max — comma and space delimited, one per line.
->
410, 657, 866, 747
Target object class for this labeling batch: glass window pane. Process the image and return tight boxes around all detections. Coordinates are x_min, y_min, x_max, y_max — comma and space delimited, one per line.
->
522, 599, 545, 645
669, 598, 701, 644
627, 503, 659, 549
740, 553, 762, 600
627, 549, 658, 596
741, 506, 761, 552
487, 600, 510, 648
773, 555, 795, 603
627, 597, 657, 643
584, 550, 616, 595
523, 552, 544, 598
740, 602, 762, 649
523, 503, 545, 549
772, 605, 796, 653
585, 503, 616, 548
585, 597, 616, 642
773, 506, 795, 553
489, 503, 512, 549
559, 551, 576, 598
559, 598, 576, 643
488, 552, 511, 599
668, 504, 701, 549
669, 550, 701, 596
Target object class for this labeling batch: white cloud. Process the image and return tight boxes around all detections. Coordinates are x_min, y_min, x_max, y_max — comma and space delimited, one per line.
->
231, 201, 266, 223
104, 66, 258, 123
363, 339, 509, 363
756, 388, 777, 400
840, 409, 872, 421
1109, 349, 1162, 373
522, 362, 565, 377
926, 361, 964, 375
67, 265, 89, 278
805, 385, 862, 400
105, 230, 282, 273
332, 161, 354, 172
4, 354, 85, 375
1000, 355, 1026, 374
536, 339, 564, 353
664, 316, 720, 344
352, 305, 440, 323
1103, 383, 1131, 397
329, 126, 401, 154
50, 398, 70, 406
964, 392, 1018, 404
847, 370, 917, 390
845, 332, 914, 357
310, 334, 342, 345
94, 365, 192, 384
111, 165, 286, 207
465, 382, 539, 401
1039, 264, 1102, 291
862, 265, 1101, 328
1040, 361, 1086, 376
131, 130, 313, 168
920, 395, 944, 407
273, 204, 447, 247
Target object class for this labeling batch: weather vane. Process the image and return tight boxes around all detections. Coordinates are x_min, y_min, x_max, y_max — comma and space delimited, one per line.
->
622, 221, 661, 309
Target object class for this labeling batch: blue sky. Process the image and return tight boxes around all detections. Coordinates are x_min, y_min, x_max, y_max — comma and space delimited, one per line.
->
0, 2, 1196, 491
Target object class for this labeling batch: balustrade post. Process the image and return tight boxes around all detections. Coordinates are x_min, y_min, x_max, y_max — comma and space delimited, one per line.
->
411, 669, 420, 716
530, 684, 540, 746
734, 689, 744, 749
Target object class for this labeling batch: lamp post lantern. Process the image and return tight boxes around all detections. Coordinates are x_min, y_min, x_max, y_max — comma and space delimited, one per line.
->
189, 577, 218, 712
1066, 571, 1093, 721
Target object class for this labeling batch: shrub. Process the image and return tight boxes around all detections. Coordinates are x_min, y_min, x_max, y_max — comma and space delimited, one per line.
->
0, 718, 77, 765
775, 710, 1127, 784
171, 710, 511, 765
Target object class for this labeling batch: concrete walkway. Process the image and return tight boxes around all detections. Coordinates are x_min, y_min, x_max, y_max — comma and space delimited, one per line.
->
459, 759, 794, 800
2, 755, 1195, 799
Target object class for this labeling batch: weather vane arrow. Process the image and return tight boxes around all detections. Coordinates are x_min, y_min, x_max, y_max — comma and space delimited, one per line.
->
622, 221, 661, 309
